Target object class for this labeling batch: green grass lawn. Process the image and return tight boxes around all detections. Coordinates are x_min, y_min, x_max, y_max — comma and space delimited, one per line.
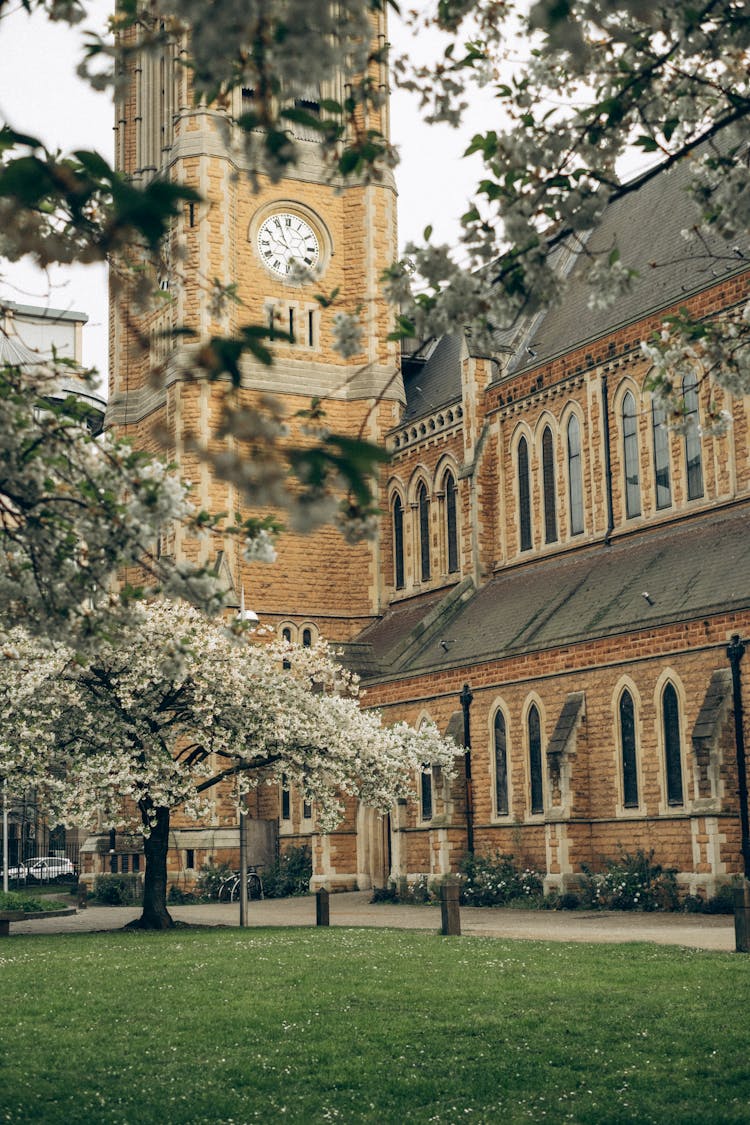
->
0, 927, 748, 1124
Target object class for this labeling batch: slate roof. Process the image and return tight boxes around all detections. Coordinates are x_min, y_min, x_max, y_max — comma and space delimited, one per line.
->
353, 506, 750, 682
401, 334, 463, 423
505, 151, 750, 376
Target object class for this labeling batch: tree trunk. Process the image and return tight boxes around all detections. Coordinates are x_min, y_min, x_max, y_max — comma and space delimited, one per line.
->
128, 804, 174, 930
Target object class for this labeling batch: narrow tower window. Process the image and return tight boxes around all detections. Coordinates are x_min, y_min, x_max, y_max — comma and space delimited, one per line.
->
528, 704, 544, 815
392, 495, 405, 590
622, 391, 641, 518
619, 690, 639, 808
518, 437, 532, 552
652, 400, 672, 509
542, 426, 558, 543
662, 683, 684, 806
683, 371, 704, 500
567, 414, 584, 535
445, 470, 459, 574
418, 482, 430, 582
308, 309, 315, 347
494, 710, 509, 816
420, 764, 433, 821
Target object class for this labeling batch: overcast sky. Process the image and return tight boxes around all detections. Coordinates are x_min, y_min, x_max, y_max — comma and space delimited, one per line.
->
0, 2, 497, 381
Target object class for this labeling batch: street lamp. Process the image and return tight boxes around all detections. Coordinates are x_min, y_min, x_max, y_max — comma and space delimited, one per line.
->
727, 634, 750, 952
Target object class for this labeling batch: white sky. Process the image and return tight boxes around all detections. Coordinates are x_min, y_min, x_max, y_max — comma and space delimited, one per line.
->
0, 2, 498, 382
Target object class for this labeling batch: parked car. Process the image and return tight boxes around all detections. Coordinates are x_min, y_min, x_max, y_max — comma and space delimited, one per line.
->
10, 856, 77, 883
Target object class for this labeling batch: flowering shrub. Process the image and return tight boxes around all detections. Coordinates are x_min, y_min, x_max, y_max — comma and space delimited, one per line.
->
579, 849, 678, 912
459, 852, 543, 907
262, 845, 313, 899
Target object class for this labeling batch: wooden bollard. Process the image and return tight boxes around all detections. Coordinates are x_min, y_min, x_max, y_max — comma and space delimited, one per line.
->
734, 879, 750, 953
316, 887, 330, 927
77, 881, 88, 910
440, 880, 461, 936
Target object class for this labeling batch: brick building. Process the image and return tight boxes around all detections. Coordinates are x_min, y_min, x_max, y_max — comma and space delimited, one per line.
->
108, 13, 750, 898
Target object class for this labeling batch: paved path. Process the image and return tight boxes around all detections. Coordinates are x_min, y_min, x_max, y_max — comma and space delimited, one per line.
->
7, 891, 735, 950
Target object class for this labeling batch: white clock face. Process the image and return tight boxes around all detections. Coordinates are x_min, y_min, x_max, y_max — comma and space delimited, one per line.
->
257, 212, 320, 277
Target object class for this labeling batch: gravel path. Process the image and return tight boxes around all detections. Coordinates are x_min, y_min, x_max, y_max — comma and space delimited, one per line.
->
6, 891, 735, 950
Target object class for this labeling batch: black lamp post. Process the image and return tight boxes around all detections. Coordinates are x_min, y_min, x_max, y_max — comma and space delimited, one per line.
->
459, 683, 474, 855
727, 634, 750, 952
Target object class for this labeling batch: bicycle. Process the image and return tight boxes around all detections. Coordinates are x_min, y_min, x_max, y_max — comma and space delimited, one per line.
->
217, 867, 264, 902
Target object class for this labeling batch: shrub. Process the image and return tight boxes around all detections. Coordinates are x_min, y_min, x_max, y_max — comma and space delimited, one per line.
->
0, 890, 66, 913
705, 884, 736, 915
262, 845, 312, 898
167, 885, 198, 905
195, 861, 235, 901
91, 874, 142, 906
459, 851, 543, 907
579, 848, 678, 911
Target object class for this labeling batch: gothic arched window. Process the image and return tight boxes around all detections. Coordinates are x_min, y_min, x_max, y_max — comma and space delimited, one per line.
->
622, 391, 641, 518
518, 437, 532, 552
683, 371, 704, 501
392, 495, 405, 589
652, 400, 672, 509
494, 710, 509, 816
444, 470, 459, 574
418, 482, 431, 582
420, 764, 433, 820
662, 683, 684, 805
567, 415, 584, 536
528, 704, 544, 814
281, 626, 292, 670
619, 690, 639, 808
542, 426, 558, 543
302, 627, 312, 648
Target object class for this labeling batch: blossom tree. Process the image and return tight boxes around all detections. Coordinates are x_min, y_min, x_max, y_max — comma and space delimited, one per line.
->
1, 0, 749, 646
1, 601, 459, 929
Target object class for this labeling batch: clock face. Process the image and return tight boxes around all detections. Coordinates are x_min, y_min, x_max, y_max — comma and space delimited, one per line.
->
257, 212, 320, 277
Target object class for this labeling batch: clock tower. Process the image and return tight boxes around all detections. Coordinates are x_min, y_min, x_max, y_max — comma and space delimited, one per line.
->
109, 8, 402, 643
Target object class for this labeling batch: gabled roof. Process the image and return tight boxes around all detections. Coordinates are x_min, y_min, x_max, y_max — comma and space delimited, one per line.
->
505, 149, 750, 376
401, 334, 463, 422
353, 506, 750, 682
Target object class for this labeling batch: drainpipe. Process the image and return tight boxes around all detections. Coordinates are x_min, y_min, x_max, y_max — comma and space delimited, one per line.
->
727, 634, 750, 953
459, 683, 474, 854
600, 373, 615, 546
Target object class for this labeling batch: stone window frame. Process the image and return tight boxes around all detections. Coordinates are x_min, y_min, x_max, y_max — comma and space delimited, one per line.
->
434, 454, 461, 578
488, 702, 512, 819
612, 677, 644, 816
563, 407, 585, 537
619, 385, 642, 520
512, 426, 534, 554
522, 696, 546, 819
539, 421, 559, 545
653, 670, 689, 813
682, 369, 705, 502
650, 396, 673, 510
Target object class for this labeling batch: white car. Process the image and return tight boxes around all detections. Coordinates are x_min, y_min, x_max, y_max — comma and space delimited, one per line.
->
10, 856, 77, 882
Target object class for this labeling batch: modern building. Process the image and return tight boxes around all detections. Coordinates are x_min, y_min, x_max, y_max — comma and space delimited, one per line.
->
108, 11, 750, 898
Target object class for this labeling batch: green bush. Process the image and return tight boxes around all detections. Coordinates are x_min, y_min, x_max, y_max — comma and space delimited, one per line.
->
167, 885, 199, 905
91, 874, 142, 906
459, 851, 543, 907
580, 848, 679, 911
262, 845, 312, 898
0, 890, 67, 913
195, 861, 235, 901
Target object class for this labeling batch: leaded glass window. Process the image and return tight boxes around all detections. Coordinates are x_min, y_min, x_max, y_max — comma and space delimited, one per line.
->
622, 391, 641, 518
567, 415, 584, 535
683, 372, 704, 500
662, 683, 684, 805
651, 401, 672, 509
494, 711, 509, 816
620, 690, 639, 808
518, 437, 532, 551
393, 495, 405, 589
445, 471, 459, 574
528, 704, 544, 814
418, 482, 431, 581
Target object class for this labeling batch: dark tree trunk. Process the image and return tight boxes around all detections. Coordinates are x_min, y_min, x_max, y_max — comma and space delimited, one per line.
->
127, 804, 174, 930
